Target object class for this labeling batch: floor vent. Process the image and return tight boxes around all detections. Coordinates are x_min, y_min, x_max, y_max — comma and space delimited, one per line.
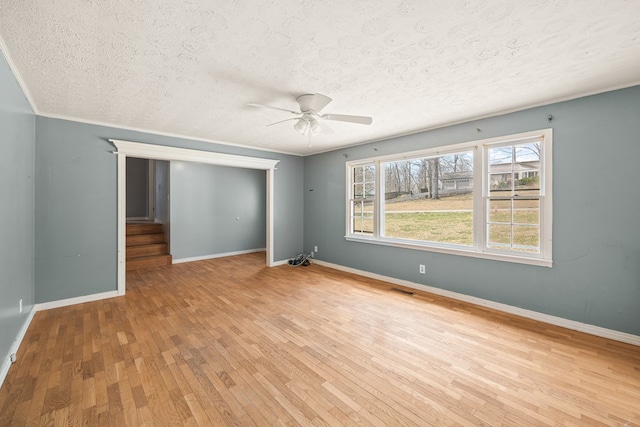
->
390, 287, 414, 296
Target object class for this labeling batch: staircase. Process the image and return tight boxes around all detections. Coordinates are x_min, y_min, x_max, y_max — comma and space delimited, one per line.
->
126, 223, 172, 270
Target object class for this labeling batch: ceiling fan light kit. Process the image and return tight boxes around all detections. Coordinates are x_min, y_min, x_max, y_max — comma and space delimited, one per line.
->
249, 93, 372, 138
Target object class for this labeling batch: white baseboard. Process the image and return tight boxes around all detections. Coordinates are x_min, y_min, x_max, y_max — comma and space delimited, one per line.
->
2, 290, 121, 388
271, 259, 291, 267
0, 307, 36, 388
173, 248, 266, 264
313, 260, 640, 347
34, 290, 121, 312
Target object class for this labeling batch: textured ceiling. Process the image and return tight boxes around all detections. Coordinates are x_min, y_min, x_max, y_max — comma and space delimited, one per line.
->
1, 1, 639, 156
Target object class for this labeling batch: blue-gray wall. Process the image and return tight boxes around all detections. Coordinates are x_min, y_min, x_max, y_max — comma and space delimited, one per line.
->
126, 157, 149, 218
155, 160, 170, 241
0, 52, 35, 366
171, 162, 266, 260
35, 117, 304, 303
304, 85, 640, 336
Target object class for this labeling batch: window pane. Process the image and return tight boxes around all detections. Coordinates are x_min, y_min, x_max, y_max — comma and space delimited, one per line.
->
353, 183, 364, 198
513, 225, 539, 252
513, 199, 539, 224
385, 211, 473, 245
352, 216, 374, 234
364, 165, 375, 182
351, 200, 374, 234
383, 151, 473, 246
489, 173, 512, 196
515, 170, 539, 187
489, 146, 512, 165
515, 142, 540, 163
489, 199, 511, 223
353, 166, 363, 183
488, 224, 511, 247
364, 183, 375, 198
352, 200, 374, 214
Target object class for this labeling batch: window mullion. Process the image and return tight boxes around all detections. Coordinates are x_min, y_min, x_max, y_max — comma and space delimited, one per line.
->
476, 144, 486, 251
376, 160, 383, 238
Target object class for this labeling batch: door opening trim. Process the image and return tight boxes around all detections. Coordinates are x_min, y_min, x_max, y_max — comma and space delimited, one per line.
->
111, 139, 280, 295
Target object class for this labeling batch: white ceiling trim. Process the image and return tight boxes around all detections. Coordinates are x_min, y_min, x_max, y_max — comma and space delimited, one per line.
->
0, 35, 38, 114
110, 139, 279, 170
302, 80, 640, 156
54, 111, 303, 157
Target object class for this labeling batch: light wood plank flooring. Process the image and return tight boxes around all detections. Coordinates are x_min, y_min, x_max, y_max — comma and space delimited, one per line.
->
1, 252, 639, 426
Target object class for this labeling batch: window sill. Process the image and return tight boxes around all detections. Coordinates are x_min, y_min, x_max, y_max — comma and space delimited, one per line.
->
345, 235, 552, 268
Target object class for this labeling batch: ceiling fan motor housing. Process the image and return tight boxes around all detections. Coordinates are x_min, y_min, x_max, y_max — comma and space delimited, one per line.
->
296, 94, 317, 112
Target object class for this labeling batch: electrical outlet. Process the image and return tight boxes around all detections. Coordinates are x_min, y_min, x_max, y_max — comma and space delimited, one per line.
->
19, 299, 22, 313
314, 245, 318, 252
10, 353, 16, 363
419, 264, 426, 274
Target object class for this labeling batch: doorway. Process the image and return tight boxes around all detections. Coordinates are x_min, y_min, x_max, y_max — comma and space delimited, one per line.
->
112, 139, 279, 295
126, 157, 155, 221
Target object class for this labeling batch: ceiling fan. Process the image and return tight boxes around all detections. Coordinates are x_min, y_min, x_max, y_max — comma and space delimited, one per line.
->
248, 93, 373, 136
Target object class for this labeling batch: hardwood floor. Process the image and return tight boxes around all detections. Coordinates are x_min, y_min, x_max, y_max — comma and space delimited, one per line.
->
1, 252, 639, 426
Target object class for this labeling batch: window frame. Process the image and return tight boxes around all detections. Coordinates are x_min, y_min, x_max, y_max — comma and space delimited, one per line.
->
345, 129, 553, 267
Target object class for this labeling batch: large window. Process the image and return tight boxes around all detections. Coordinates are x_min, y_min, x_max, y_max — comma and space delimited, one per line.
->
383, 150, 474, 246
346, 129, 552, 266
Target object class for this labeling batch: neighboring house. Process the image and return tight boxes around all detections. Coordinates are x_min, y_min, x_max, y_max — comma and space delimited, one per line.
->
441, 171, 474, 191
440, 160, 540, 192
489, 160, 540, 187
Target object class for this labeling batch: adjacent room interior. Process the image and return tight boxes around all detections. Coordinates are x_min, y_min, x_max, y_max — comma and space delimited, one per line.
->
1, 1, 639, 425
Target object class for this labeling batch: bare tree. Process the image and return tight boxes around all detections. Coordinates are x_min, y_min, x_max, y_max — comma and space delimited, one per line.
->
430, 158, 440, 199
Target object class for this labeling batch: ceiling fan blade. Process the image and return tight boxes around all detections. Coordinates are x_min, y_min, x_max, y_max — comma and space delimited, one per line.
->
318, 120, 334, 134
308, 93, 332, 113
322, 114, 373, 125
266, 117, 300, 127
248, 103, 299, 115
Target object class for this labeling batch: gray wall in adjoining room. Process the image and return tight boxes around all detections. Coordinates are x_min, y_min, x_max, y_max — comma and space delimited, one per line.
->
170, 162, 266, 260
304, 85, 640, 336
155, 160, 170, 242
125, 157, 149, 218
0, 51, 36, 365
35, 117, 304, 303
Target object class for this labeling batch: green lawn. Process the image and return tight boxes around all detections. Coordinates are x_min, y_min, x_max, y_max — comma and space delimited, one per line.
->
384, 210, 539, 250
354, 193, 540, 251
385, 212, 473, 245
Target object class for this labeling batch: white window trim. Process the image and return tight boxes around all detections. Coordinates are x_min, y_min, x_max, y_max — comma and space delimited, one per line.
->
345, 129, 553, 267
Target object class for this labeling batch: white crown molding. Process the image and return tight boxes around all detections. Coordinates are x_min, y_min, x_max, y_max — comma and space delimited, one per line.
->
0, 34, 39, 114
313, 260, 640, 347
306, 80, 640, 157
39, 112, 303, 157
111, 139, 279, 170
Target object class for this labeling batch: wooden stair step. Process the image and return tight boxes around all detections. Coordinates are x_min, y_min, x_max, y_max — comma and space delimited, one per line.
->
127, 243, 168, 259
126, 254, 172, 271
126, 223, 164, 235
127, 233, 165, 246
